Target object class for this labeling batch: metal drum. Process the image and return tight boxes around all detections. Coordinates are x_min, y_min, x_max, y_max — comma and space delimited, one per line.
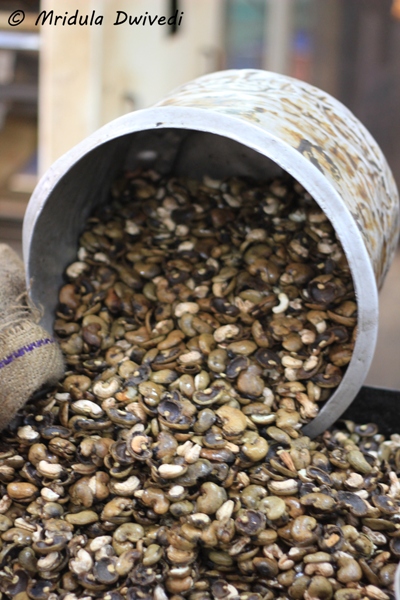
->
23, 69, 400, 436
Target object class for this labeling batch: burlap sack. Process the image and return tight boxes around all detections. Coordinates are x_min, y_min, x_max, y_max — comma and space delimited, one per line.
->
0, 244, 65, 430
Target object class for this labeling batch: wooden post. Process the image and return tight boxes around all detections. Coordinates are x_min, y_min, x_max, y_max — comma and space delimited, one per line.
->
263, 0, 294, 75
312, 0, 341, 97
38, 0, 101, 172
38, 0, 224, 172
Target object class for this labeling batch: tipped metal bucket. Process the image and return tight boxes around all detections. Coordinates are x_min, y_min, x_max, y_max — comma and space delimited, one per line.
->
23, 69, 400, 436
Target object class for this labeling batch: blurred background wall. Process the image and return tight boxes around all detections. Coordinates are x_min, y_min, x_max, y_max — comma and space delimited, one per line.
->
0, 0, 399, 387
39, 0, 225, 171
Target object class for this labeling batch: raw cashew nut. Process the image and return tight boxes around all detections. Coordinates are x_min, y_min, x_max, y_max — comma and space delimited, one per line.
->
93, 378, 120, 399
272, 292, 289, 314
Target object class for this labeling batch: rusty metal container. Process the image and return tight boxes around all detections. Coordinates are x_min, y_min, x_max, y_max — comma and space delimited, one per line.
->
22, 69, 400, 436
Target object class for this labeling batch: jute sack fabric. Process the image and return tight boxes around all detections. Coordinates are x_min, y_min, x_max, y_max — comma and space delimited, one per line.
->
0, 244, 64, 430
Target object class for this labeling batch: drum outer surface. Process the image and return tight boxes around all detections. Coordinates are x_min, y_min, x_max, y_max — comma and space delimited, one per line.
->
23, 69, 400, 436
